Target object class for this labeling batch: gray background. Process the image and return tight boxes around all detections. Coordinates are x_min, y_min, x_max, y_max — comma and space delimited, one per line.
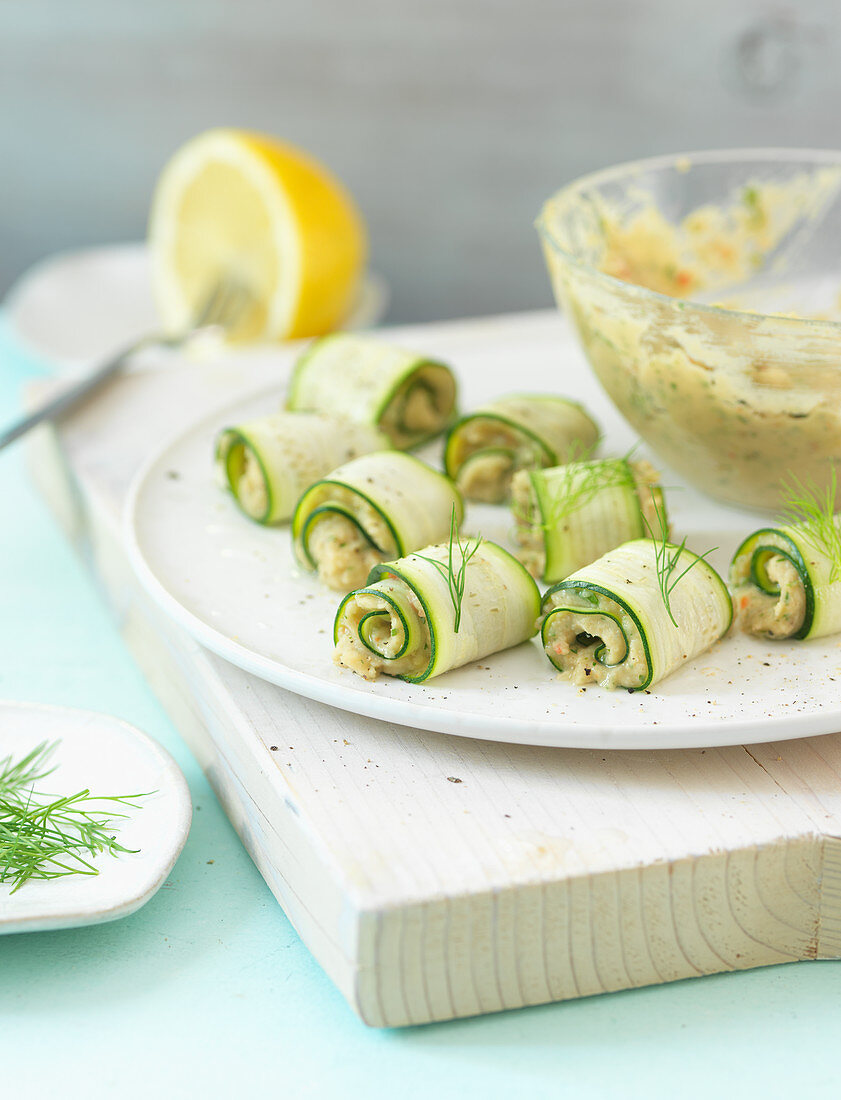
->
1, 0, 838, 322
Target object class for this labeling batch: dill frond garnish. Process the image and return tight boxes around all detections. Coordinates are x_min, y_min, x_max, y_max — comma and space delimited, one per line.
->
416, 506, 483, 633
0, 741, 150, 894
505, 432, 598, 482
643, 498, 717, 629
514, 451, 637, 536
779, 470, 841, 582
559, 434, 602, 467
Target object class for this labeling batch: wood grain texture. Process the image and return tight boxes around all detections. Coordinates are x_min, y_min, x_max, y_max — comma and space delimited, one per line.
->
26, 311, 841, 1026
3, 0, 841, 319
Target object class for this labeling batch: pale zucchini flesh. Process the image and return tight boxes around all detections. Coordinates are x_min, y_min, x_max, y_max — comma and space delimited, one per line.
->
444, 394, 600, 503
293, 452, 463, 592
287, 333, 457, 449
216, 412, 386, 524
513, 458, 664, 582
730, 520, 841, 640
334, 540, 541, 682
540, 539, 732, 690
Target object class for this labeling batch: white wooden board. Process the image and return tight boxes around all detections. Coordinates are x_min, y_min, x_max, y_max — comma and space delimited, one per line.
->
27, 310, 841, 1026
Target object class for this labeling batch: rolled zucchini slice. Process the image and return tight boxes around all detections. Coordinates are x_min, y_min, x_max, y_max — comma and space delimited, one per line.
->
334, 540, 541, 682
512, 458, 665, 583
293, 452, 463, 592
444, 394, 600, 503
216, 413, 387, 524
287, 333, 457, 449
540, 539, 732, 690
730, 521, 841, 640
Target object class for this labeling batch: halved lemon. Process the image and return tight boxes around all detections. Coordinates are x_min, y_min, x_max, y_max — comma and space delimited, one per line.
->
148, 129, 367, 342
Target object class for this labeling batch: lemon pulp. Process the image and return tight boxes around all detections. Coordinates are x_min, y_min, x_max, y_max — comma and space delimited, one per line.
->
149, 129, 367, 342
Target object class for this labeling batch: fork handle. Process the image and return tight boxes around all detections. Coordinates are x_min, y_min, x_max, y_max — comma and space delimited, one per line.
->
0, 335, 158, 452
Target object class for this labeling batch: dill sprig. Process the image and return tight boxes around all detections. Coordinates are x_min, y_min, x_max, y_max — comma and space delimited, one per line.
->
514, 450, 638, 536
416, 506, 483, 633
643, 498, 717, 629
779, 470, 841, 582
515, 432, 600, 476
0, 741, 150, 894
560, 433, 602, 467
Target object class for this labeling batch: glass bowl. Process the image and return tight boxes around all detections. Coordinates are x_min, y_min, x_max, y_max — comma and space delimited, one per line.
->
538, 149, 841, 511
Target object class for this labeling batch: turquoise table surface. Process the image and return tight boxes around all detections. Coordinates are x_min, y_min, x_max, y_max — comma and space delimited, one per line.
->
0, 318, 839, 1099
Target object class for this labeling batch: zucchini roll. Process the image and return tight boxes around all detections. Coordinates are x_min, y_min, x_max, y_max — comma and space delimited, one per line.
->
731, 521, 841, 640
512, 458, 665, 583
287, 333, 457, 448
334, 540, 541, 682
540, 540, 732, 690
216, 413, 386, 524
293, 452, 463, 591
444, 395, 599, 503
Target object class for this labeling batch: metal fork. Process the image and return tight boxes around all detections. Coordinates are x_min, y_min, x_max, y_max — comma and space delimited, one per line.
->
0, 278, 250, 452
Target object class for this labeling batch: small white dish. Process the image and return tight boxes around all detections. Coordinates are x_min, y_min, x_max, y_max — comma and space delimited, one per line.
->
3, 242, 390, 373
0, 702, 191, 934
124, 365, 841, 751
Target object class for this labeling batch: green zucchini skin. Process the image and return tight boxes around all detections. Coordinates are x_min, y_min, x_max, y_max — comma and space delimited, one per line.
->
730, 521, 841, 640
334, 540, 541, 682
292, 452, 463, 591
215, 412, 386, 524
443, 394, 600, 503
287, 333, 458, 449
539, 539, 732, 691
513, 457, 664, 583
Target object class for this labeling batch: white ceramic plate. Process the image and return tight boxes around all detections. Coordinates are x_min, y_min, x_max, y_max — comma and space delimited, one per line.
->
3, 243, 390, 372
0, 702, 191, 934
124, 356, 841, 750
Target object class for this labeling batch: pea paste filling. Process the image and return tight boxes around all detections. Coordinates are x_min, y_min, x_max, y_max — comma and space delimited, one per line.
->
334, 584, 430, 680
541, 595, 649, 690
735, 554, 806, 638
